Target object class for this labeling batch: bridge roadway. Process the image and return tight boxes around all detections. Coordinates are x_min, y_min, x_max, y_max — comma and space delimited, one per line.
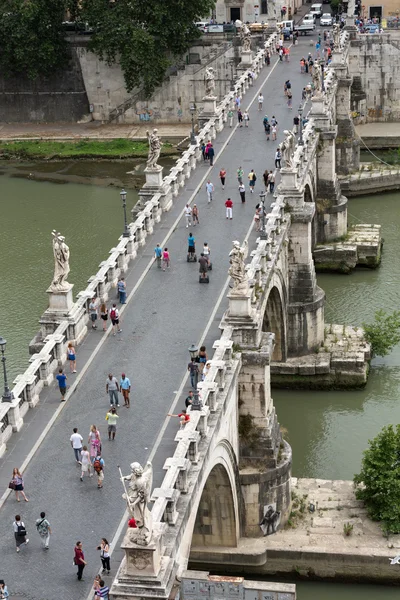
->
0, 37, 313, 599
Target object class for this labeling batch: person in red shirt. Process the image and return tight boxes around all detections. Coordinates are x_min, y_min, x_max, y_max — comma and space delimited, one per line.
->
74, 541, 87, 581
225, 198, 233, 220
219, 168, 226, 189
167, 409, 190, 429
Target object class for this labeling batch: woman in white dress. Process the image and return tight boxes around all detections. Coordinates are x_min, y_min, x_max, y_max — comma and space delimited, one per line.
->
80, 446, 91, 481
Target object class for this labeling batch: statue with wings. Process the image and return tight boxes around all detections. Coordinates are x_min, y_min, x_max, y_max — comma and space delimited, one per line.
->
120, 461, 153, 545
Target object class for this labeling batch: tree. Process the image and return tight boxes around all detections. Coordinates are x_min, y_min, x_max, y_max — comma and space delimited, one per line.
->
80, 0, 216, 96
362, 310, 400, 358
354, 425, 400, 534
0, 0, 70, 80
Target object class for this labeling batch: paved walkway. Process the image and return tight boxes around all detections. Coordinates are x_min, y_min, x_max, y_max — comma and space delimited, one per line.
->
0, 36, 314, 600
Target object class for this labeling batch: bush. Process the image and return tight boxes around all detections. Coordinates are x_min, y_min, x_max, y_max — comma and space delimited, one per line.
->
362, 310, 400, 357
354, 424, 400, 534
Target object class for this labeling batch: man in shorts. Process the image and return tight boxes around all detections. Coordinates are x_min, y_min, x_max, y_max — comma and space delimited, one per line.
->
109, 304, 122, 335
105, 407, 119, 440
120, 373, 131, 407
198, 253, 209, 280
56, 368, 67, 401
89, 297, 98, 329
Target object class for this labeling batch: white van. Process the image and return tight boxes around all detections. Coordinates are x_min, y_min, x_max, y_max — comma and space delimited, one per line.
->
310, 4, 323, 18
278, 19, 294, 32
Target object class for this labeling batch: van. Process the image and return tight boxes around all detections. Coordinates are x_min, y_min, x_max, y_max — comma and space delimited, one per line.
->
278, 19, 294, 32
310, 4, 323, 18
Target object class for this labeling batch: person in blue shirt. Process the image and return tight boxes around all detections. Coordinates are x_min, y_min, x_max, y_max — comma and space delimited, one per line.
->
188, 233, 195, 257
56, 368, 67, 402
154, 244, 162, 268
120, 373, 131, 408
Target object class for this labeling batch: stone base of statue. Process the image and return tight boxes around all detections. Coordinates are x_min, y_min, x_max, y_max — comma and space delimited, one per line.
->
134, 165, 172, 216
279, 168, 298, 191
143, 165, 163, 188
198, 96, 217, 128
46, 283, 74, 312
227, 287, 253, 319
311, 93, 325, 115
238, 50, 253, 69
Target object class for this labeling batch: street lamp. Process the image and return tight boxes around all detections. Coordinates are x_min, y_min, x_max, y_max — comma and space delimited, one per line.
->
259, 190, 267, 238
319, 59, 325, 93
120, 188, 130, 238
227, 61, 235, 92
190, 104, 196, 145
0, 337, 12, 402
298, 104, 304, 146
188, 344, 202, 411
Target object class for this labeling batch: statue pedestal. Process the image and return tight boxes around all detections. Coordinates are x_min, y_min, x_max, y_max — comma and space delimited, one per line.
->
144, 166, 163, 189
279, 168, 298, 190
134, 165, 172, 215
198, 96, 218, 129
311, 94, 325, 115
122, 527, 162, 577
46, 283, 74, 312
238, 50, 253, 69
228, 288, 252, 318
331, 50, 344, 66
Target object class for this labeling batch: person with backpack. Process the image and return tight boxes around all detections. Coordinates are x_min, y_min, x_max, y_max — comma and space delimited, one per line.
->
13, 514, 29, 552
93, 454, 105, 489
263, 116, 271, 140
248, 169, 257, 193
35, 511, 51, 549
109, 304, 121, 335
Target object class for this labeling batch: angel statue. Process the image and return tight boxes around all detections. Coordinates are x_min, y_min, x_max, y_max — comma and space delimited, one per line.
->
280, 130, 296, 170
229, 240, 249, 293
241, 23, 252, 52
146, 129, 162, 170
333, 23, 341, 50
51, 230, 70, 291
120, 461, 153, 546
204, 66, 216, 98
312, 61, 322, 96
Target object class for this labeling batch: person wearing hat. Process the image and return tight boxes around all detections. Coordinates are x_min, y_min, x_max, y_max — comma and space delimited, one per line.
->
120, 373, 131, 407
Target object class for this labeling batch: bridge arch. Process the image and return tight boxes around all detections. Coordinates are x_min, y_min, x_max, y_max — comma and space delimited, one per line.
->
261, 271, 287, 362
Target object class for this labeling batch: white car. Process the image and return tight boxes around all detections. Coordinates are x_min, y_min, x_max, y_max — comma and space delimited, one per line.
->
304, 12, 316, 22
320, 13, 333, 26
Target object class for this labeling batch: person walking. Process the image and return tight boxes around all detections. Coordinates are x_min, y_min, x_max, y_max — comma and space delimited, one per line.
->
235, 95, 241, 110
106, 373, 119, 407
271, 123, 277, 141
162, 248, 170, 271
56, 368, 67, 402
93, 453, 105, 489
254, 207, 261, 231
95, 579, 110, 598
106, 407, 119, 440
293, 115, 300, 134
35, 511, 51, 549
184, 204, 192, 228
275, 148, 282, 169
227, 109, 234, 127
89, 297, 98, 330
70, 427, 83, 463
248, 169, 257, 193
109, 304, 122, 335
263, 116, 271, 140
268, 170, 275, 194
80, 446, 91, 481
192, 204, 199, 226
219, 168, 226, 189
205, 180, 214, 203
225, 198, 233, 220
13, 515, 29, 552
0, 580, 9, 598
258, 93, 264, 111
265, 49, 271, 65
263, 169, 269, 190
237, 166, 244, 184
238, 182, 246, 203
287, 89, 292, 109
237, 109, 243, 127
187, 358, 199, 389
97, 538, 111, 575
74, 541, 87, 580
154, 244, 162, 268
120, 373, 131, 407
67, 342, 76, 373
10, 468, 28, 502
201, 142, 206, 161
243, 110, 250, 127
207, 144, 215, 166
88, 424, 101, 463
117, 278, 127, 304
100, 302, 108, 331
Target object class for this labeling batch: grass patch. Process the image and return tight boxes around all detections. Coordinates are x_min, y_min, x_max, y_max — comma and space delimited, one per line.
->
0, 138, 176, 159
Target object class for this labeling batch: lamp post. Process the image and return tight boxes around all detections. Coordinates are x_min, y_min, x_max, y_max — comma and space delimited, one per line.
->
298, 104, 304, 146
188, 344, 202, 411
190, 104, 196, 145
227, 61, 235, 92
259, 190, 267, 238
120, 189, 130, 238
320, 59, 325, 93
0, 337, 12, 402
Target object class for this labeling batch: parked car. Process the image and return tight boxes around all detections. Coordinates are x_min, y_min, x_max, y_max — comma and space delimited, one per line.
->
320, 13, 333, 25
195, 22, 209, 33
304, 12, 316, 22
310, 3, 323, 18
363, 23, 379, 33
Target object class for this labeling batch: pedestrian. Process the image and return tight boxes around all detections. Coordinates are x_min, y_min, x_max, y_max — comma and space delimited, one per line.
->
10, 468, 28, 502
89, 297, 98, 330
154, 243, 162, 268
74, 541, 87, 580
80, 445, 91, 481
188, 232, 196, 259
279, 47, 283, 61
192, 204, 200, 226
235, 95, 241, 110
237, 109, 243, 127
117, 277, 127, 304
275, 148, 282, 169
265, 50, 271, 65
56, 367, 67, 402
106, 373, 119, 407
248, 169, 257, 193
167, 409, 190, 429
88, 424, 101, 462
205, 140, 212, 159
207, 144, 215, 166
109, 303, 122, 335
106, 407, 119, 440
287, 89, 292, 109
300, 58, 305, 74
293, 115, 300, 134
238, 182, 246, 203
35, 511, 51, 549
271, 115, 278, 127
185, 390, 194, 408
95, 579, 110, 599
100, 302, 108, 331
308, 56, 314, 74
187, 358, 199, 388
162, 247, 170, 271
268, 170, 275, 194
70, 427, 83, 463
201, 142, 206, 161
258, 93, 264, 111
198, 253, 208, 281
205, 180, 214, 203
198, 345, 208, 373
120, 373, 131, 407
219, 168, 226, 189
227, 109, 234, 127
254, 207, 261, 231
13, 515, 29, 552
305, 59, 309, 74
225, 198, 233, 220
237, 166, 244, 184
0, 580, 9, 599
243, 110, 250, 127
67, 342, 76, 373
263, 169, 269, 189
263, 115, 270, 139
93, 453, 105, 489
184, 203, 192, 228
285, 46, 290, 62
97, 538, 111, 575
302, 87, 307, 101
316, 41, 321, 58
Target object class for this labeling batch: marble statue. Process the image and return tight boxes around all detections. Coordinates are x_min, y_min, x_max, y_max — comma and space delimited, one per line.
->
204, 67, 216, 97
241, 23, 252, 52
146, 129, 162, 170
51, 230, 70, 291
229, 240, 248, 293
120, 461, 153, 546
280, 130, 296, 169
333, 23, 341, 50
312, 61, 322, 96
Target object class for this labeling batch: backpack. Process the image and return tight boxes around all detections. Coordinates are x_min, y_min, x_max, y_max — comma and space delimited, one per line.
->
110, 308, 117, 320
93, 459, 103, 474
17, 522, 26, 537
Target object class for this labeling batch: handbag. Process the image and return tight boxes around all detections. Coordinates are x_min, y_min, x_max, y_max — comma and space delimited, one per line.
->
9, 481, 16, 490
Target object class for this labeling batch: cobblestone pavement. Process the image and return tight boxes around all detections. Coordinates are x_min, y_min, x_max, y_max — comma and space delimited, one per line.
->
0, 36, 315, 599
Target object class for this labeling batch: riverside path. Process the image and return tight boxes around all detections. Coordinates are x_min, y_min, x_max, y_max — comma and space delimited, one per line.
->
0, 35, 315, 600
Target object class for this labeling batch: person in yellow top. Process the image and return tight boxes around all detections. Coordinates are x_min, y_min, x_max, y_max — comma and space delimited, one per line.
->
105, 407, 119, 440
248, 169, 257, 193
